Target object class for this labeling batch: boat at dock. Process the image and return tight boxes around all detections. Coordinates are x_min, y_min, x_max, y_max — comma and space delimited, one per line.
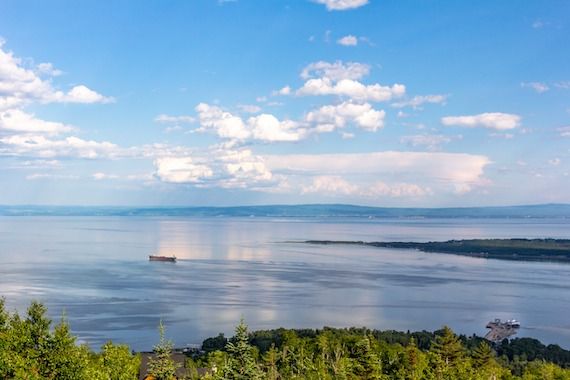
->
485, 318, 520, 342
149, 255, 176, 262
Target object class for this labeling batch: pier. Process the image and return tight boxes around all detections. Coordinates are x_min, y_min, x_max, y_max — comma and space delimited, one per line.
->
484, 319, 520, 342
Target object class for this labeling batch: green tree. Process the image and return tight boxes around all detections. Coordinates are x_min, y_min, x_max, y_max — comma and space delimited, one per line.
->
219, 318, 263, 380
99, 341, 140, 380
262, 344, 280, 380
147, 320, 180, 380
352, 335, 383, 379
473, 341, 495, 368
431, 326, 465, 366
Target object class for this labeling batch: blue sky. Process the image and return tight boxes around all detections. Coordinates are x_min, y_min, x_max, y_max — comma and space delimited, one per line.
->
0, 0, 569, 206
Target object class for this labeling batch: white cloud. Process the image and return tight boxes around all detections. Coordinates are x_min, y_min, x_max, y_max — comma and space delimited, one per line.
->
298, 61, 404, 102
0, 109, 73, 135
0, 134, 120, 159
154, 114, 196, 124
150, 148, 491, 198
313, 0, 369, 11
92, 172, 119, 180
392, 94, 447, 109
153, 148, 274, 189
0, 41, 112, 109
273, 86, 292, 96
441, 112, 521, 130
305, 101, 385, 132
195, 103, 307, 143
298, 77, 405, 102
337, 35, 358, 46
154, 157, 213, 184
521, 82, 549, 93
195, 103, 251, 140
366, 181, 430, 197
264, 151, 490, 194
341, 132, 354, 139
302, 176, 358, 195
248, 114, 306, 142
300, 61, 370, 81
302, 176, 430, 198
218, 149, 273, 187
400, 134, 452, 151
36, 62, 62, 76
55, 85, 113, 104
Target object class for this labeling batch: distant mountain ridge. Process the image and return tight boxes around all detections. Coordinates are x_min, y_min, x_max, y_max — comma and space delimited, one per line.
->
0, 203, 569, 218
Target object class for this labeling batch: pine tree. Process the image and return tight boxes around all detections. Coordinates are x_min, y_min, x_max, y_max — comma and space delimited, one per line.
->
352, 335, 383, 379
262, 344, 280, 380
431, 326, 464, 366
473, 341, 494, 367
147, 320, 179, 380
219, 318, 262, 380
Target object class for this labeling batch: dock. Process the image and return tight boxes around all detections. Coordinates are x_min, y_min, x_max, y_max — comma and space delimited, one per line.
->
484, 319, 520, 342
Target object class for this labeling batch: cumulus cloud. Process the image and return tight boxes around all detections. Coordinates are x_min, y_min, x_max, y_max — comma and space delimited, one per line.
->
441, 112, 521, 130
521, 82, 549, 93
298, 77, 405, 102
218, 149, 273, 188
54, 85, 113, 104
337, 35, 358, 46
154, 157, 213, 184
305, 101, 385, 132
392, 94, 447, 109
0, 41, 112, 110
400, 134, 452, 151
313, 0, 369, 11
0, 109, 73, 135
153, 148, 274, 189
298, 61, 405, 102
195, 103, 251, 140
248, 114, 306, 142
195, 103, 306, 143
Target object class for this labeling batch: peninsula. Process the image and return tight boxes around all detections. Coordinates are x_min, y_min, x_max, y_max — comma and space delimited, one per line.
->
304, 238, 570, 262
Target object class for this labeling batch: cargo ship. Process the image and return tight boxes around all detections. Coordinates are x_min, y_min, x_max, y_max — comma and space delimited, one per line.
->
149, 255, 176, 262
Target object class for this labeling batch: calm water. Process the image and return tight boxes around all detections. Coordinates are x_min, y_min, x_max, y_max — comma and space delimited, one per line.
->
1, 216, 570, 350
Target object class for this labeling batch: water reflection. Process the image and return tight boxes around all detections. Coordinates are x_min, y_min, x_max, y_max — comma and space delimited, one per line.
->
1, 217, 570, 350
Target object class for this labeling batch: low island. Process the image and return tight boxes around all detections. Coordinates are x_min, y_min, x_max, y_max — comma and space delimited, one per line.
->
305, 238, 570, 262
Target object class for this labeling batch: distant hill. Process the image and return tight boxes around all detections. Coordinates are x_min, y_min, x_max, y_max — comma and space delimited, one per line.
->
0, 203, 569, 218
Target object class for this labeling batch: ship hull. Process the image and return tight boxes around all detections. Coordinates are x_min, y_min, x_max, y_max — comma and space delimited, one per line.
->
149, 255, 176, 262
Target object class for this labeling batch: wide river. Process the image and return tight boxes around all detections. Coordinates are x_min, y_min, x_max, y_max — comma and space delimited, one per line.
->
1, 216, 570, 350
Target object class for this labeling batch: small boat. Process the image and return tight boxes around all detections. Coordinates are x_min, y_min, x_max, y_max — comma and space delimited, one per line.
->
149, 255, 176, 262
